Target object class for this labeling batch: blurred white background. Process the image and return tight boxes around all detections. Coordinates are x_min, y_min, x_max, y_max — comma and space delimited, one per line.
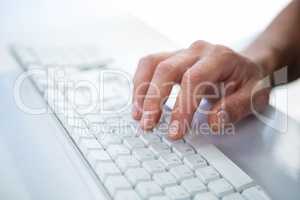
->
120, 0, 290, 47
1, 0, 290, 48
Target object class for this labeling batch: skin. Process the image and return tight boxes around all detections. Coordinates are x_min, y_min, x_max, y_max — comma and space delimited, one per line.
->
132, 0, 300, 139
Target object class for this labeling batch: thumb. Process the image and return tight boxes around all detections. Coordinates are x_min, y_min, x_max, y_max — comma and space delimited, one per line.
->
207, 87, 269, 134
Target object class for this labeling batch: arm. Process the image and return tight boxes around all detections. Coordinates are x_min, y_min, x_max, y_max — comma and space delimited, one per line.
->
243, 0, 300, 80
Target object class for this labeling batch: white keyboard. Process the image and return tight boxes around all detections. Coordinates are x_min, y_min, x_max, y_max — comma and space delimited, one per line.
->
11, 45, 271, 200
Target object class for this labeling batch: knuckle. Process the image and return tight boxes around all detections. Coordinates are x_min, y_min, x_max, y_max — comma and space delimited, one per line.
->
213, 44, 230, 52
212, 44, 233, 55
138, 54, 157, 67
182, 71, 199, 86
156, 61, 177, 75
189, 40, 208, 50
210, 44, 237, 61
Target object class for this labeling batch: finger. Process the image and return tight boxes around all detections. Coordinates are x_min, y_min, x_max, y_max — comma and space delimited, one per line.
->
168, 44, 257, 138
207, 82, 270, 134
168, 47, 233, 139
140, 48, 205, 130
205, 81, 238, 104
132, 52, 173, 120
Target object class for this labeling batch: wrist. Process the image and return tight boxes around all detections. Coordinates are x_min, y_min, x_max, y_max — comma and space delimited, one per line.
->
241, 40, 286, 76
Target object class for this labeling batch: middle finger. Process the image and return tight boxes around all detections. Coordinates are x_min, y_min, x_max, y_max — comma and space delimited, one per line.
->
140, 49, 201, 130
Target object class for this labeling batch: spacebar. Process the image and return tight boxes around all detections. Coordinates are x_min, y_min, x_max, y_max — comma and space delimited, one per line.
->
196, 144, 254, 192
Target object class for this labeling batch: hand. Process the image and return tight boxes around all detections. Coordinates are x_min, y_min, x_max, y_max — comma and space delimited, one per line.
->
132, 40, 271, 139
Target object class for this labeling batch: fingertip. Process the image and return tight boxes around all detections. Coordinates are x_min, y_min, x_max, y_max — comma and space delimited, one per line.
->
132, 111, 140, 120
132, 102, 142, 120
168, 120, 184, 140
168, 132, 183, 140
139, 111, 156, 130
208, 109, 230, 134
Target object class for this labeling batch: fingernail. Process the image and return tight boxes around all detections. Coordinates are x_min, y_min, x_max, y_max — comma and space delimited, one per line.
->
140, 111, 153, 129
132, 102, 141, 119
168, 120, 180, 139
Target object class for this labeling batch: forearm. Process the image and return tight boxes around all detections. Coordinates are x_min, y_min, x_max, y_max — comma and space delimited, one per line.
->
242, 0, 300, 77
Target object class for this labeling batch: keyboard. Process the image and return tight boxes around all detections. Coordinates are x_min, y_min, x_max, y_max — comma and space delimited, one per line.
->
11, 45, 271, 200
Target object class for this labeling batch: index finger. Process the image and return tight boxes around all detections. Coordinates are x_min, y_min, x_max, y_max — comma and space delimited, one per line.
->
140, 49, 201, 130
132, 52, 173, 120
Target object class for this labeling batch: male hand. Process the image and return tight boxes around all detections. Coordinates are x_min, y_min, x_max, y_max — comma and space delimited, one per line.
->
132, 40, 270, 139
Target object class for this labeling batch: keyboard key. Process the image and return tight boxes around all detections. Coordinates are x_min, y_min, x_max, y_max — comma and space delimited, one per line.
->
143, 160, 166, 173
86, 150, 111, 167
161, 111, 171, 123
153, 172, 177, 188
95, 162, 121, 181
208, 178, 234, 198
169, 165, 194, 182
136, 181, 163, 199
181, 178, 206, 196
125, 168, 151, 186
149, 143, 171, 155
194, 192, 219, 200
99, 135, 122, 148
115, 155, 140, 172
124, 137, 145, 149
133, 148, 156, 161
106, 145, 130, 159
118, 111, 135, 120
196, 166, 220, 184
183, 154, 207, 170
172, 143, 195, 158
104, 176, 132, 197
223, 193, 246, 200
67, 117, 87, 128
149, 196, 170, 200
71, 128, 94, 143
197, 145, 254, 191
162, 136, 184, 147
153, 129, 166, 138
242, 186, 271, 200
159, 153, 182, 169
140, 133, 161, 144
103, 101, 128, 112
84, 114, 104, 123
115, 190, 141, 200
164, 185, 190, 200
118, 126, 139, 139
78, 138, 102, 154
